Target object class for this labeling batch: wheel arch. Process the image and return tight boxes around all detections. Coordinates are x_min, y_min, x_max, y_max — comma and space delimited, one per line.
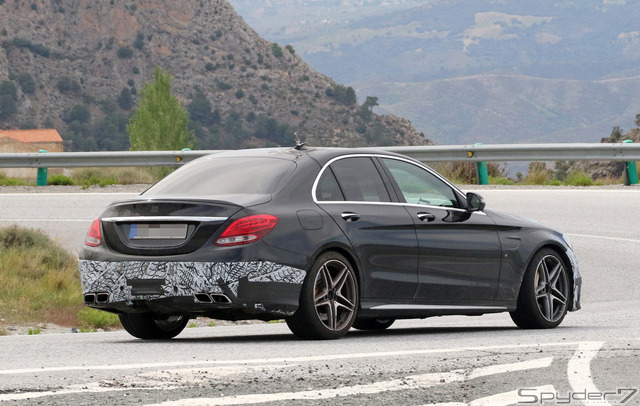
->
309, 243, 363, 298
520, 242, 575, 306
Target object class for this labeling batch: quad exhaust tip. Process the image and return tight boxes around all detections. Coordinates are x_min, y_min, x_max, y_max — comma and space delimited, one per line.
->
194, 293, 231, 304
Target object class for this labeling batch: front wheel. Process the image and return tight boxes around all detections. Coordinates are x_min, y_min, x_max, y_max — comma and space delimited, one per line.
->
119, 313, 189, 339
510, 248, 570, 329
286, 252, 359, 340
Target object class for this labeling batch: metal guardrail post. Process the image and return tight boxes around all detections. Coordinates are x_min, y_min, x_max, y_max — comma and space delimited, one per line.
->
36, 150, 48, 186
474, 143, 489, 185
623, 140, 639, 185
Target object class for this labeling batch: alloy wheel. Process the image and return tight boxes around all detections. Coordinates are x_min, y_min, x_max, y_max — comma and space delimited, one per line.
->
313, 259, 357, 331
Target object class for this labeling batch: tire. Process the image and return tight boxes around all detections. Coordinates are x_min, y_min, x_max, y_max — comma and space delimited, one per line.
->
119, 313, 189, 339
352, 318, 395, 331
510, 248, 570, 329
286, 252, 359, 340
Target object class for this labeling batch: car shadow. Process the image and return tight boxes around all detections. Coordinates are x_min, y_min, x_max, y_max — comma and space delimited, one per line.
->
115, 324, 541, 344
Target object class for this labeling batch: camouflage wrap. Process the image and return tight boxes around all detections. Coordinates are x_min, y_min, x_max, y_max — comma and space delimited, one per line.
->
79, 260, 306, 305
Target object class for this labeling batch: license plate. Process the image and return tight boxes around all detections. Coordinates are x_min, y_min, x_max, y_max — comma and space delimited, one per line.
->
129, 224, 188, 240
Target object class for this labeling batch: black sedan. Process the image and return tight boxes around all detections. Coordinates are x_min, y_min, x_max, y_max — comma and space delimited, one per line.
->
79, 147, 581, 340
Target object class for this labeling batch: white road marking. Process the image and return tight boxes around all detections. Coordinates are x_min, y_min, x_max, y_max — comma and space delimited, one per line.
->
0, 193, 139, 196
568, 341, 609, 406
146, 358, 554, 406
568, 233, 640, 244
0, 364, 293, 402
475, 189, 640, 193
0, 341, 583, 376
0, 342, 603, 404
423, 385, 556, 406
0, 219, 91, 222
468, 357, 553, 379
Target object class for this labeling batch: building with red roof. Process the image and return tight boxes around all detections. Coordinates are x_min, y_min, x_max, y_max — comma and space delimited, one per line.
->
0, 129, 64, 179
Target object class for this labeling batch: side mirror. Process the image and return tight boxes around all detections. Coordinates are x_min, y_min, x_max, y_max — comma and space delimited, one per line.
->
466, 192, 486, 212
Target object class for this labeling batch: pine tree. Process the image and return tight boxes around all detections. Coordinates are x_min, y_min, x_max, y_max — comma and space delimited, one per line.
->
128, 66, 194, 151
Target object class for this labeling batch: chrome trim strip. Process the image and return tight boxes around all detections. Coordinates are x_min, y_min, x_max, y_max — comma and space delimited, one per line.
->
101, 216, 228, 223
313, 201, 487, 216
311, 154, 480, 213
370, 304, 508, 311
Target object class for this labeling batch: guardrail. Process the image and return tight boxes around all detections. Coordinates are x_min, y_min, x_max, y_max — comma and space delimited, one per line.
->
1, 143, 639, 185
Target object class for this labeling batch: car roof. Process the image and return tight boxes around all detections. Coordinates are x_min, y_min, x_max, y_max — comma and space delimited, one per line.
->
198, 146, 413, 167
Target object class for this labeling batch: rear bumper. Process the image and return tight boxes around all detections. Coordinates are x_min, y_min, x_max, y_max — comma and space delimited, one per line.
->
78, 260, 306, 317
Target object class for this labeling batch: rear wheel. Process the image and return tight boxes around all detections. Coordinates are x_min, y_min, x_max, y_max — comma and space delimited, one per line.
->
510, 248, 570, 329
286, 252, 358, 340
119, 313, 189, 339
352, 318, 395, 331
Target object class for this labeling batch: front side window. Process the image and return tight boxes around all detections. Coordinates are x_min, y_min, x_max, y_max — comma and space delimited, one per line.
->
329, 157, 391, 202
382, 158, 459, 208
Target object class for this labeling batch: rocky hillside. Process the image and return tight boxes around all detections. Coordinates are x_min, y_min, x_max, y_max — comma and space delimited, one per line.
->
0, 0, 430, 151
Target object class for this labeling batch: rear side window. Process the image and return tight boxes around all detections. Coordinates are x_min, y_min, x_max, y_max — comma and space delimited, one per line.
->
316, 168, 345, 201
328, 157, 390, 202
144, 157, 296, 196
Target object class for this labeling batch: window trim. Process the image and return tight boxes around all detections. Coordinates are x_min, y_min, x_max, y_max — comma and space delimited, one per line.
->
314, 155, 393, 203
376, 156, 463, 209
312, 154, 477, 214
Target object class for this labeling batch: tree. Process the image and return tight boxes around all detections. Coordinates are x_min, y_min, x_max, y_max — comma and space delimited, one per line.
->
363, 96, 379, 112
609, 126, 623, 142
188, 91, 213, 126
128, 66, 194, 151
117, 87, 133, 110
0, 80, 17, 120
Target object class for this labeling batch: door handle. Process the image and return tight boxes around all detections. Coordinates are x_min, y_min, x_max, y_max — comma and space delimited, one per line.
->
341, 212, 360, 222
417, 212, 436, 222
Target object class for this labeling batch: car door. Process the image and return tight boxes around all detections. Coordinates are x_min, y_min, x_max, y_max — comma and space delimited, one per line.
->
379, 157, 502, 302
314, 156, 419, 300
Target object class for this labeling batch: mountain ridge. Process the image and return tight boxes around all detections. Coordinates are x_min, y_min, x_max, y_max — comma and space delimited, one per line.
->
0, 0, 430, 151
228, 0, 640, 145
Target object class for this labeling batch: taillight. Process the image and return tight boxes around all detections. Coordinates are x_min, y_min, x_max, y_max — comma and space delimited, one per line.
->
215, 214, 278, 246
85, 218, 102, 247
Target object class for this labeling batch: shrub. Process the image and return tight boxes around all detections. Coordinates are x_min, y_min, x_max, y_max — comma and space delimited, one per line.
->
0, 94, 17, 120
522, 162, 551, 185
215, 80, 232, 90
133, 31, 144, 50
235, 89, 244, 99
0, 80, 17, 98
565, 170, 593, 186
16, 73, 35, 94
271, 43, 283, 58
64, 104, 90, 124
117, 87, 133, 110
47, 175, 73, 185
56, 77, 81, 93
325, 84, 357, 105
77, 308, 120, 329
117, 46, 133, 58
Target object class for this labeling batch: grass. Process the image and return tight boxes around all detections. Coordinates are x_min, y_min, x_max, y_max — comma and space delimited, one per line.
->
69, 167, 160, 188
0, 172, 34, 186
27, 327, 41, 335
0, 168, 160, 189
0, 225, 121, 332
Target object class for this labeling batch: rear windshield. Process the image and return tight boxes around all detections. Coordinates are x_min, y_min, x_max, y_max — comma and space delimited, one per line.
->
144, 157, 296, 196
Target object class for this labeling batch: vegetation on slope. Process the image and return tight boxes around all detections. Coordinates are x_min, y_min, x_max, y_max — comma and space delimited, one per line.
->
0, 226, 120, 334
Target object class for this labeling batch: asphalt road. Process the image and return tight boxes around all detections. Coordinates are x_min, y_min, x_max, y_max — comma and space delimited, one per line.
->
1, 186, 639, 405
